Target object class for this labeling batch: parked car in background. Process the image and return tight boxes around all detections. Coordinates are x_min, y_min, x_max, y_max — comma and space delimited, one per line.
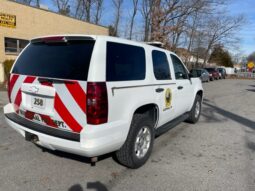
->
204, 67, 220, 81
217, 68, 227, 79
190, 68, 210, 82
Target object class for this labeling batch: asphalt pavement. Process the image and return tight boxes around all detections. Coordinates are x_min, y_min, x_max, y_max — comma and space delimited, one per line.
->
0, 79, 255, 191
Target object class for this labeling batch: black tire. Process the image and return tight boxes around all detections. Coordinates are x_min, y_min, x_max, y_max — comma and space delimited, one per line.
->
186, 95, 202, 124
115, 114, 154, 169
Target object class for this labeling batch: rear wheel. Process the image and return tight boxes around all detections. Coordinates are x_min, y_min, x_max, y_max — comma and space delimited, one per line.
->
186, 95, 202, 124
115, 114, 154, 169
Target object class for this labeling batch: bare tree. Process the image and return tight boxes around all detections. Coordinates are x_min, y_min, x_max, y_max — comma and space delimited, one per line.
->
85, 0, 93, 22
53, 0, 70, 15
74, 0, 83, 19
202, 14, 245, 65
140, 0, 153, 41
112, 0, 124, 36
74, 0, 103, 23
94, 0, 103, 24
128, 0, 139, 40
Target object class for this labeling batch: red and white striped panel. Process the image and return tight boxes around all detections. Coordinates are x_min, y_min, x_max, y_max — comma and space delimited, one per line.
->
9, 74, 87, 133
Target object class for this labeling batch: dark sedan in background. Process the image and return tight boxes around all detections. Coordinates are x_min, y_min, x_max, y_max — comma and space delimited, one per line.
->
204, 67, 220, 81
190, 68, 210, 82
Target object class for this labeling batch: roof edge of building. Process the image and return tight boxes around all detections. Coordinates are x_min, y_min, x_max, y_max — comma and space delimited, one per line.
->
6, 0, 109, 30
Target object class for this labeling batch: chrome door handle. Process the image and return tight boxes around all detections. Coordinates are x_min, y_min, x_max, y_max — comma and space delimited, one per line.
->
155, 88, 164, 93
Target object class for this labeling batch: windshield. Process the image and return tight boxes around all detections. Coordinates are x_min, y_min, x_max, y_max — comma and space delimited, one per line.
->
12, 40, 95, 81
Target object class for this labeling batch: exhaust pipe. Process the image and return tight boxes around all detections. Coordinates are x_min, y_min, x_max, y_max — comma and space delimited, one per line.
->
25, 132, 39, 143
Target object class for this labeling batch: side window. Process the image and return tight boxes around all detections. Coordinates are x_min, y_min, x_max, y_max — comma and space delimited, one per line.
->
197, 70, 202, 76
152, 50, 171, 80
106, 42, 146, 81
171, 54, 188, 80
191, 69, 197, 77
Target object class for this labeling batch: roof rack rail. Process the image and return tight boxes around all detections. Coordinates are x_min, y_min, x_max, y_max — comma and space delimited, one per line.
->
145, 41, 164, 48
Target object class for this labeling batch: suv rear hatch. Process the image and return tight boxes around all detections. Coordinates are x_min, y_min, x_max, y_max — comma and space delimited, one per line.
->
8, 36, 95, 133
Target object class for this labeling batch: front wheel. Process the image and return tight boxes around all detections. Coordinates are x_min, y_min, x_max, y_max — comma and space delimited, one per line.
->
115, 114, 154, 169
186, 95, 202, 124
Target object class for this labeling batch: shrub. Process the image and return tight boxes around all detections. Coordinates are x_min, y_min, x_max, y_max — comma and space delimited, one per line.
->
3, 59, 15, 79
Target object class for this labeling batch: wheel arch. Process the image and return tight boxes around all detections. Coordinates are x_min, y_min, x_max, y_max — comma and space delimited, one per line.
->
196, 89, 203, 99
132, 103, 159, 129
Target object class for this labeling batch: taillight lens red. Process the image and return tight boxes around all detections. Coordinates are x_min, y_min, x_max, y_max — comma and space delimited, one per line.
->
7, 75, 11, 103
86, 82, 108, 125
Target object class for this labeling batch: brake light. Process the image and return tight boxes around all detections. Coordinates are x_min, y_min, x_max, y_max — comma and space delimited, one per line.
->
86, 82, 108, 125
7, 75, 11, 103
42, 36, 66, 43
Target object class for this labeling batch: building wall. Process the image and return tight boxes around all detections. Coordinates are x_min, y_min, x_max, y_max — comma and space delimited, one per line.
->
0, 0, 108, 83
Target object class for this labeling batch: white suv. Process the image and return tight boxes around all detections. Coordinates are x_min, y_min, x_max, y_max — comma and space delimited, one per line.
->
4, 35, 203, 168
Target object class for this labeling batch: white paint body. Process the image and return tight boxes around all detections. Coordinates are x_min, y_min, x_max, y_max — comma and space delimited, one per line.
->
4, 35, 203, 157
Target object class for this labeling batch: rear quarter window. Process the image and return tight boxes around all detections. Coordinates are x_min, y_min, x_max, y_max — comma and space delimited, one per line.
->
106, 42, 146, 81
152, 50, 171, 80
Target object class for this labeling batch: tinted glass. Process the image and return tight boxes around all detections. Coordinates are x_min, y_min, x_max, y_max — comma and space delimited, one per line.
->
205, 68, 215, 72
152, 50, 171, 80
13, 41, 95, 81
191, 69, 198, 77
190, 69, 202, 77
197, 70, 202, 76
171, 54, 188, 80
106, 42, 146, 81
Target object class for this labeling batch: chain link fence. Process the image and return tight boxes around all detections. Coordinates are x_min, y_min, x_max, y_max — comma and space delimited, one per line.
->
237, 72, 255, 79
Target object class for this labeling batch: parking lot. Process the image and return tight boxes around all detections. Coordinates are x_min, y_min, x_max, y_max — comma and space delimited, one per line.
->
0, 79, 255, 191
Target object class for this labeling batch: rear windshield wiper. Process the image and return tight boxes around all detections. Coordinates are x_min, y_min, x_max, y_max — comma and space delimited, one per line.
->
38, 78, 75, 84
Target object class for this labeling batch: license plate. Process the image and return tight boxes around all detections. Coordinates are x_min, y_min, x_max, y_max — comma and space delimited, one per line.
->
31, 96, 46, 109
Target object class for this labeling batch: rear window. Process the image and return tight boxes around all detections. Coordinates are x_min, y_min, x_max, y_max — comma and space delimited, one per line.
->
12, 40, 95, 81
106, 42, 146, 81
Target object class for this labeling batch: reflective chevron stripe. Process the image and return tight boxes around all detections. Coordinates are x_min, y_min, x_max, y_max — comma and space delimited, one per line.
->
9, 74, 87, 133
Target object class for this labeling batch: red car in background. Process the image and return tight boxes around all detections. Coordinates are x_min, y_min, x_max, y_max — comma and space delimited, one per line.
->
204, 68, 220, 81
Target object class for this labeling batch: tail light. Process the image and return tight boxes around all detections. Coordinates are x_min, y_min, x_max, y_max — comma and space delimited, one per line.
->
86, 82, 108, 125
7, 75, 11, 103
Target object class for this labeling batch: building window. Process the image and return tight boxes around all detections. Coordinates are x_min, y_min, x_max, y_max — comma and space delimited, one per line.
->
4, 37, 29, 54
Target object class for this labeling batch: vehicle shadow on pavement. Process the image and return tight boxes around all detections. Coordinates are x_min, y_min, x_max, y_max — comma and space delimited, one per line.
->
36, 144, 113, 164
246, 89, 255, 92
203, 99, 255, 130
201, 99, 227, 123
69, 182, 108, 191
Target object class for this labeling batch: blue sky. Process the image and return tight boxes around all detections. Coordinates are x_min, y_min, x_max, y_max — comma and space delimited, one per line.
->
227, 0, 255, 56
40, 0, 254, 56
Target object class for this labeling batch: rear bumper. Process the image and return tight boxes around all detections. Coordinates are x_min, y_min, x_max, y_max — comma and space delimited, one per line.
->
4, 103, 129, 157
5, 112, 80, 142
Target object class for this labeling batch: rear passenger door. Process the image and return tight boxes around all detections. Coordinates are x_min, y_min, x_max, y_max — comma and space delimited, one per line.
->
170, 54, 193, 116
151, 50, 177, 127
